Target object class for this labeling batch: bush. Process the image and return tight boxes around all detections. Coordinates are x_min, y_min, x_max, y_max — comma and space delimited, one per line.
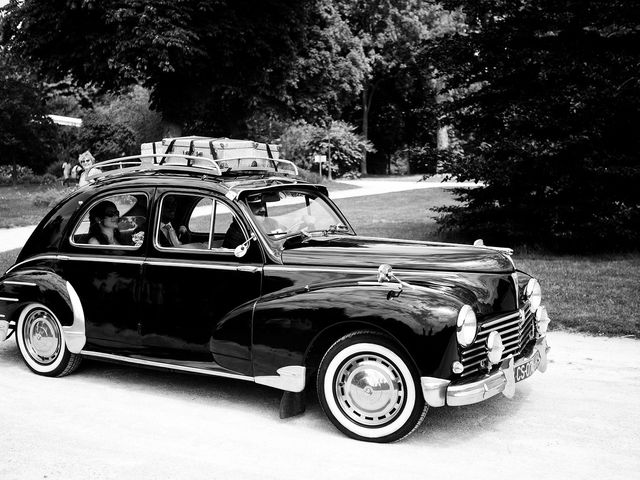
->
280, 120, 374, 177
46, 159, 65, 178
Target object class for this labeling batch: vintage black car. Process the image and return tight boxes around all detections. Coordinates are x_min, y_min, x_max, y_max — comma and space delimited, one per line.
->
0, 153, 550, 442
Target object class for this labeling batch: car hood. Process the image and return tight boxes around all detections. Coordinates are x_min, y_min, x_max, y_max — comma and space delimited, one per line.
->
280, 236, 514, 273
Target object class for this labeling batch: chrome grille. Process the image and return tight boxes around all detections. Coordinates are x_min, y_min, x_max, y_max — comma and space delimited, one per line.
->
459, 303, 536, 378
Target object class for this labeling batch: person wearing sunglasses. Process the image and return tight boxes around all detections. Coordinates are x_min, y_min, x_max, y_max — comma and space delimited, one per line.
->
88, 200, 126, 245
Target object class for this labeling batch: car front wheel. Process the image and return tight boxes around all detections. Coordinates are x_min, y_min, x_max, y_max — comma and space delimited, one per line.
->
16, 303, 82, 377
317, 331, 427, 442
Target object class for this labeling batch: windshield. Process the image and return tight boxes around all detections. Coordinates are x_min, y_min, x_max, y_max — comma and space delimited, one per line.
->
243, 189, 352, 239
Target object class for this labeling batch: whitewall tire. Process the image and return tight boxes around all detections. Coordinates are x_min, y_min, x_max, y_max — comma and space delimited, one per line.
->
317, 331, 428, 442
16, 303, 82, 377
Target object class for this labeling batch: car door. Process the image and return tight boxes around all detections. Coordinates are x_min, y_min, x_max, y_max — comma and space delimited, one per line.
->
140, 190, 262, 376
61, 189, 151, 353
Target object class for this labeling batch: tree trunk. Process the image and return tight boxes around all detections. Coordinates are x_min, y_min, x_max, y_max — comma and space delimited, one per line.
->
361, 87, 369, 175
11, 160, 17, 186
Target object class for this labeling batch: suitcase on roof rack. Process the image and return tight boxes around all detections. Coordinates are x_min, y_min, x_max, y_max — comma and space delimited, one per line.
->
141, 136, 280, 162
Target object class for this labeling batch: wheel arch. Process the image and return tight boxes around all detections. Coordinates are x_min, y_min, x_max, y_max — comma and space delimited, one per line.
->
0, 269, 86, 353
304, 320, 417, 382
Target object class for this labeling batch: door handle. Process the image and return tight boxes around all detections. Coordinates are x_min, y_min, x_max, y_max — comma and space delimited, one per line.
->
236, 266, 260, 273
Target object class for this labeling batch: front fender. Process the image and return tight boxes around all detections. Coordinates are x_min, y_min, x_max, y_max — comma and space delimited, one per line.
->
251, 281, 464, 379
0, 269, 86, 353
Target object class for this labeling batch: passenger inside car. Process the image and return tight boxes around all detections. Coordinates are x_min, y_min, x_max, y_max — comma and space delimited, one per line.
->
87, 201, 129, 246
158, 196, 189, 247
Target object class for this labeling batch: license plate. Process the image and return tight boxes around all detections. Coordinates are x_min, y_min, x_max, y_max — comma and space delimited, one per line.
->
514, 351, 541, 382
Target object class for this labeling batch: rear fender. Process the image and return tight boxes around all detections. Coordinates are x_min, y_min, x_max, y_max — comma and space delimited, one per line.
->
0, 270, 86, 353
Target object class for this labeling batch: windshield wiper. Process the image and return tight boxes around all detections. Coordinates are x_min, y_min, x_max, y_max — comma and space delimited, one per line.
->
278, 230, 312, 247
306, 224, 353, 236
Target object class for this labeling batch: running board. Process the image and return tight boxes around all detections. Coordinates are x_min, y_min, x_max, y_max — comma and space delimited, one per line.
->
80, 350, 306, 392
80, 350, 253, 382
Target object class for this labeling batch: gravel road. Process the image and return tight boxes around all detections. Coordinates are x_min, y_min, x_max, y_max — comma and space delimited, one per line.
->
1, 331, 638, 480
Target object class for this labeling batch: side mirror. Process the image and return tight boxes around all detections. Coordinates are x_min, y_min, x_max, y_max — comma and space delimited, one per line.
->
234, 233, 257, 258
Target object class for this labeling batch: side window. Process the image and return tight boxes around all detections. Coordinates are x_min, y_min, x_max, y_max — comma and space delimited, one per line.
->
72, 193, 148, 249
157, 194, 246, 252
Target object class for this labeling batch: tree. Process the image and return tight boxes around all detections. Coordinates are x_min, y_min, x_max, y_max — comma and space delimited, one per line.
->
336, 0, 461, 173
0, 51, 57, 184
0, 0, 367, 139
431, 0, 640, 251
77, 111, 137, 161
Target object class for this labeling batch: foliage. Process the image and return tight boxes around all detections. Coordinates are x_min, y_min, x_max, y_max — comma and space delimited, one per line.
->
333, 0, 464, 172
0, 165, 58, 186
0, 51, 58, 182
0, 0, 367, 138
430, 0, 640, 251
280, 120, 374, 176
77, 111, 137, 161
95, 86, 164, 146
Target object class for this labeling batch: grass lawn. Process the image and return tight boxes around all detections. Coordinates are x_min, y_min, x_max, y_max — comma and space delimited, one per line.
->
1, 185, 637, 338
0, 185, 72, 228
333, 188, 461, 242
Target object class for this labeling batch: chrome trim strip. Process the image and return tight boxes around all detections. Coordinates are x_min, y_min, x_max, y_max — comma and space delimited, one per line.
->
59, 255, 144, 265
144, 260, 247, 271
480, 311, 520, 329
265, 265, 504, 278
265, 265, 375, 275
3, 280, 37, 287
63, 282, 86, 354
254, 365, 306, 392
80, 350, 254, 382
6, 255, 59, 274
0, 297, 19, 302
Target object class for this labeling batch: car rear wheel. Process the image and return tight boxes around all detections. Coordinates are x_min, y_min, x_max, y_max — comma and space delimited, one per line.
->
16, 303, 82, 377
317, 331, 427, 442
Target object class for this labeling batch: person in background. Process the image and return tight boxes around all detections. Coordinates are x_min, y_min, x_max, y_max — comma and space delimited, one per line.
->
61, 160, 71, 187
71, 162, 83, 184
78, 150, 97, 187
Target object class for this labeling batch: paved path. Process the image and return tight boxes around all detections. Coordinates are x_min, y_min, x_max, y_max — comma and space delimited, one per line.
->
0, 177, 477, 253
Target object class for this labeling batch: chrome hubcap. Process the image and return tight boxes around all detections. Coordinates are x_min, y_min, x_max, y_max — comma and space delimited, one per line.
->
23, 309, 61, 365
335, 354, 405, 427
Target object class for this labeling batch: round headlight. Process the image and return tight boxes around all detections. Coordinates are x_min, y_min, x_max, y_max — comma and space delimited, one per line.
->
525, 278, 542, 312
456, 305, 477, 347
486, 331, 504, 365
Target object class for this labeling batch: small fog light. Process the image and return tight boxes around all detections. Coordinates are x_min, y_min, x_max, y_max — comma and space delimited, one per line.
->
535, 306, 550, 335
452, 361, 464, 374
486, 331, 504, 365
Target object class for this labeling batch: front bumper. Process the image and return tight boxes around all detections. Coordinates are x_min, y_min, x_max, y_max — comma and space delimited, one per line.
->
421, 336, 550, 407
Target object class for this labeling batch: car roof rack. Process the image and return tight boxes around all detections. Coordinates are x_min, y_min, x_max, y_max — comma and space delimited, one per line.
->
213, 156, 298, 176
85, 153, 298, 183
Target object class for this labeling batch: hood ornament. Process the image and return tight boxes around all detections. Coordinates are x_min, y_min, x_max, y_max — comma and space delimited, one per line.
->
377, 264, 416, 295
